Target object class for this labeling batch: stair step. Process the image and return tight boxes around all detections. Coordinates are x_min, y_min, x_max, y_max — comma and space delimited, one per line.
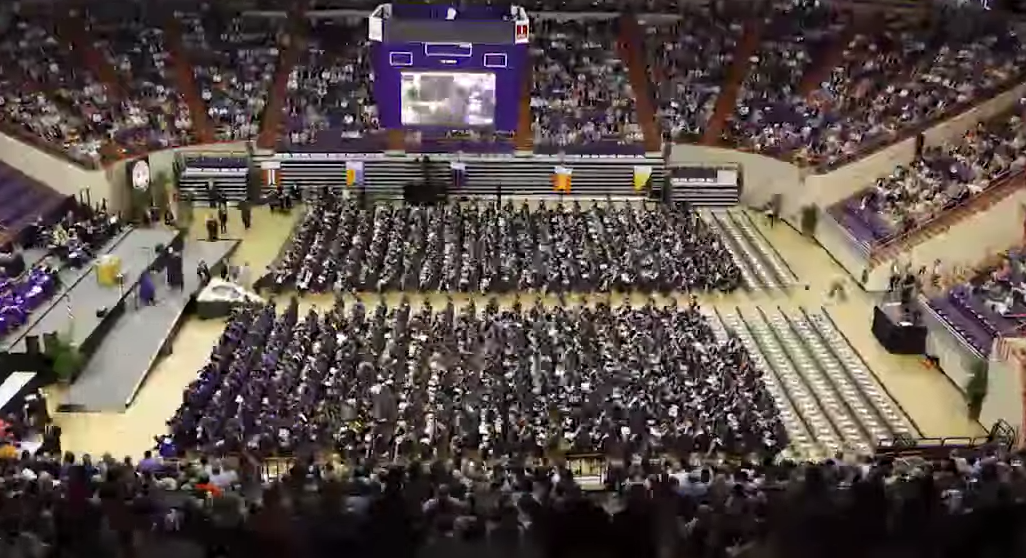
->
163, 17, 216, 144
617, 14, 661, 153
701, 18, 761, 146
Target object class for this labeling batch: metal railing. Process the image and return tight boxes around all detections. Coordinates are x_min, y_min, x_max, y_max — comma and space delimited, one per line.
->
868, 169, 1026, 265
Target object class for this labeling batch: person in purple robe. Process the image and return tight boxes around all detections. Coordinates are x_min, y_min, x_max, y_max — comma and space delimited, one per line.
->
139, 271, 156, 306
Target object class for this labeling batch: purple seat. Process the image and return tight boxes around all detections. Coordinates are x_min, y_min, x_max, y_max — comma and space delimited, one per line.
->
184, 156, 248, 169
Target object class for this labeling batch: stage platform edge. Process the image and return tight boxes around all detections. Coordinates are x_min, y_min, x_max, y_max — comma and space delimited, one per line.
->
58, 239, 240, 413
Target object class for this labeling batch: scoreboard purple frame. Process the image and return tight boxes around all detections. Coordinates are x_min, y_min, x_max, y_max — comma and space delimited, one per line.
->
368, 3, 530, 133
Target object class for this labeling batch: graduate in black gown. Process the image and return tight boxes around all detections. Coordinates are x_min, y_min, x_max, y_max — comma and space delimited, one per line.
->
206, 215, 218, 242
166, 249, 184, 289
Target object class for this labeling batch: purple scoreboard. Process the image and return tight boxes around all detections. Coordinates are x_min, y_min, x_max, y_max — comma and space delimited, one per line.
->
368, 3, 529, 133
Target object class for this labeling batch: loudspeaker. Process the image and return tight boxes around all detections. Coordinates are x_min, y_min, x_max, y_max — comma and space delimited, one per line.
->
42, 332, 58, 355
24, 335, 41, 355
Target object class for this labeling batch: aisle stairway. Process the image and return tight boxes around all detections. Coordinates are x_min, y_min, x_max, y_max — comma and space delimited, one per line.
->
701, 209, 797, 290
60, 14, 125, 100
617, 14, 662, 153
515, 57, 534, 152
257, 7, 307, 149
715, 308, 834, 458
712, 306, 919, 458
797, 20, 855, 99
700, 18, 762, 146
163, 16, 216, 144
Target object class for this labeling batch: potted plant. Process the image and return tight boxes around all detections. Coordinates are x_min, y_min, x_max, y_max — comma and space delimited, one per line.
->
151, 171, 171, 215
799, 205, 818, 237
965, 359, 989, 421
176, 192, 195, 233
48, 332, 84, 385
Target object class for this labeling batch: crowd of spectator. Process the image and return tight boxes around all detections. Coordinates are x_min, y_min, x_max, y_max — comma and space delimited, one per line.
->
178, 7, 285, 141
167, 294, 784, 460
0, 16, 113, 166
858, 108, 1026, 233
646, 9, 742, 142
725, 3, 842, 155
87, 4, 196, 157
737, 11, 1026, 169
4, 1, 1026, 171
530, 19, 643, 148
270, 198, 741, 294
2, 435, 1026, 558
282, 19, 379, 148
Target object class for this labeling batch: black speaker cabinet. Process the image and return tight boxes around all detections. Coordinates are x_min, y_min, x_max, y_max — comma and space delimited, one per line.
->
42, 332, 59, 355
24, 335, 41, 355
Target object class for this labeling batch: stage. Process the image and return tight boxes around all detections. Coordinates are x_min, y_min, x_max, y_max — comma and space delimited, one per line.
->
2, 228, 177, 355
59, 238, 239, 412
872, 303, 928, 355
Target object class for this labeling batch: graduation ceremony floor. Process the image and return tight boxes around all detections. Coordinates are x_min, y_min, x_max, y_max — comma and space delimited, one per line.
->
43, 205, 983, 460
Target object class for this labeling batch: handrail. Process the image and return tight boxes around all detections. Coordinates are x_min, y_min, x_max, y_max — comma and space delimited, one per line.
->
876, 435, 991, 451
824, 205, 873, 257
869, 169, 1026, 263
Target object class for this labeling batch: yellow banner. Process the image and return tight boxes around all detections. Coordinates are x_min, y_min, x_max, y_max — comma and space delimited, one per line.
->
633, 165, 653, 191
553, 165, 572, 193
346, 161, 364, 187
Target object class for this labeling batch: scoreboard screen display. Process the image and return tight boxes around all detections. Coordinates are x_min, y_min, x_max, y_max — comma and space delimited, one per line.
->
400, 71, 497, 127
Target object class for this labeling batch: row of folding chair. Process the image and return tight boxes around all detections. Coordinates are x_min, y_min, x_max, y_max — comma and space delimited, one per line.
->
714, 309, 827, 459
720, 210, 797, 287
700, 210, 776, 289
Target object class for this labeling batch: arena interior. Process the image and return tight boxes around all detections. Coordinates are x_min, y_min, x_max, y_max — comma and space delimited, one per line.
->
0, 0, 1024, 555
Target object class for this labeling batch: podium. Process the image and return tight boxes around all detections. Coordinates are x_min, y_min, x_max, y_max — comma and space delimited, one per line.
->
872, 305, 927, 355
96, 255, 122, 287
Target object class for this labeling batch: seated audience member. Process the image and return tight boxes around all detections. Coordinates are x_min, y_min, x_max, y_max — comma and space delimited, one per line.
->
178, 7, 284, 141
646, 9, 743, 142
271, 197, 741, 294
0, 16, 114, 165
86, 4, 196, 158
530, 19, 643, 147
726, 3, 842, 154
732, 10, 1026, 169
282, 19, 380, 148
858, 109, 1026, 234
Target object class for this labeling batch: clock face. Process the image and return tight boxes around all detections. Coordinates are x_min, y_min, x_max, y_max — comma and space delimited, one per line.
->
132, 160, 151, 190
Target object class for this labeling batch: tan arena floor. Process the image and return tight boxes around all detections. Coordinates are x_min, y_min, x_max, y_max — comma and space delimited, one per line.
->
45, 206, 985, 460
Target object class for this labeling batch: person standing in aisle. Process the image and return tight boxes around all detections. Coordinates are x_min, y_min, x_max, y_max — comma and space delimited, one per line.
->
239, 199, 252, 230
206, 214, 219, 242
218, 203, 229, 234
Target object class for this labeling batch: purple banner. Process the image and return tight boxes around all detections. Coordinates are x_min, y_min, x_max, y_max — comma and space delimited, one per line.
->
371, 42, 525, 133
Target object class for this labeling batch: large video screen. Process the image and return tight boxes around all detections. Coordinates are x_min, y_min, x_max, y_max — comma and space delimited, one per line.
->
400, 71, 496, 127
